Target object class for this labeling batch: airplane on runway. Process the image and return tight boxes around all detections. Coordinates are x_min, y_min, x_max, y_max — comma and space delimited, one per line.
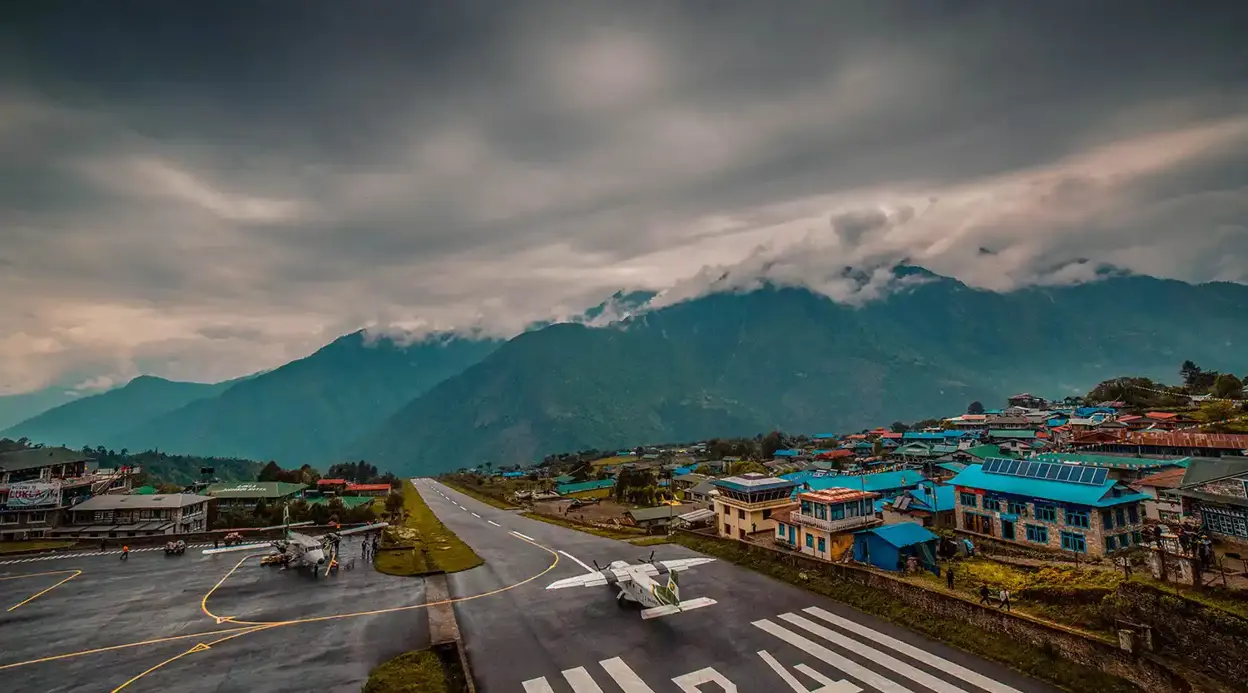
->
545, 551, 718, 620
203, 520, 388, 576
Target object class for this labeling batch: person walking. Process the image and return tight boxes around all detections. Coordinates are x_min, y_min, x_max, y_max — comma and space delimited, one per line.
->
946, 566, 954, 590
121, 545, 130, 561
978, 584, 991, 605
100, 538, 107, 552
998, 588, 1011, 611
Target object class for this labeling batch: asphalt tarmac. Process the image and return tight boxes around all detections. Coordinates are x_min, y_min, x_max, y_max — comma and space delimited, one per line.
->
0, 533, 427, 693
418, 479, 1061, 693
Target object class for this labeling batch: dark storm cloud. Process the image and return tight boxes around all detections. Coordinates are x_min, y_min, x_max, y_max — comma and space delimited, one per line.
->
1, 0, 1246, 391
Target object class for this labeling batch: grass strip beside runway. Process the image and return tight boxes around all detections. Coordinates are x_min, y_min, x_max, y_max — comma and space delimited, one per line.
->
439, 478, 521, 510
363, 650, 450, 693
521, 511, 646, 540
375, 482, 483, 577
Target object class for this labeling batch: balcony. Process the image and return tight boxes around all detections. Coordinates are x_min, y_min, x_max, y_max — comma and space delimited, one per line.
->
789, 512, 880, 534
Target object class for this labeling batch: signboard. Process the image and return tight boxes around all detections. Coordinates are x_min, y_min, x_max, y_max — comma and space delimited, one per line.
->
7, 482, 62, 508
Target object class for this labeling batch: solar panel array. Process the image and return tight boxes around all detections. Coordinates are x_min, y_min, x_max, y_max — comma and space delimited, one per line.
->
981, 458, 1108, 486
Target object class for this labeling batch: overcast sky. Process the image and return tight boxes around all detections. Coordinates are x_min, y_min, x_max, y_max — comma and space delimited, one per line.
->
2, 1, 1246, 395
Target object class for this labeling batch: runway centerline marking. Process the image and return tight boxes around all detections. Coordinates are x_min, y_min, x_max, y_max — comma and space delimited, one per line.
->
1, 569, 82, 611
510, 531, 535, 542
472, 512, 481, 518
488, 520, 502, 527
559, 550, 595, 574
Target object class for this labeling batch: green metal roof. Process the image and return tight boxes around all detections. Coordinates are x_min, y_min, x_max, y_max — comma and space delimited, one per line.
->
131, 485, 157, 495
964, 444, 1018, 460
204, 481, 306, 499
305, 495, 375, 508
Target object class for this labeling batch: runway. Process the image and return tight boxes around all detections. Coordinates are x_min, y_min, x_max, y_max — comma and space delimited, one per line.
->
0, 532, 430, 692
418, 479, 1060, 693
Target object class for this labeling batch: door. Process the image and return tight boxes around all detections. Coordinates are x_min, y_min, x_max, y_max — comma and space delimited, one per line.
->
1002, 519, 1015, 541
789, 525, 797, 544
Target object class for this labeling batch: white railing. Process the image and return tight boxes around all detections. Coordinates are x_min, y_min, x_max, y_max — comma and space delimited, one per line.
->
789, 512, 879, 533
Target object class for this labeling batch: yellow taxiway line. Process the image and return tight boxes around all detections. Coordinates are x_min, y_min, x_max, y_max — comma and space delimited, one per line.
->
1, 569, 82, 612
0, 531, 561, 690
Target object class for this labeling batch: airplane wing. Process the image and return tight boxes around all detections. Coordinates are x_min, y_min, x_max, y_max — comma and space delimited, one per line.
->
657, 557, 716, 572
545, 569, 629, 590
336, 522, 388, 537
201, 542, 273, 555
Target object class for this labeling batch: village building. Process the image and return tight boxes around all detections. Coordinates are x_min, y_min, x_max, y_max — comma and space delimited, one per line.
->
1007, 393, 1048, 409
711, 473, 798, 540
203, 481, 306, 511
671, 472, 711, 493
852, 523, 941, 573
54, 493, 212, 539
1172, 457, 1248, 546
881, 482, 957, 529
345, 483, 392, 497
1130, 467, 1186, 523
775, 487, 879, 561
949, 458, 1149, 558
684, 479, 717, 504
1074, 431, 1248, 458
626, 505, 680, 532
1031, 452, 1189, 482
0, 447, 130, 540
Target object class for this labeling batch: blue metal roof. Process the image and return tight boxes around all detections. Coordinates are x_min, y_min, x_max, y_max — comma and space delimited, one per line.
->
773, 449, 801, 457
501, 471, 526, 478
947, 464, 1148, 507
812, 433, 838, 439
902, 432, 945, 440
672, 465, 696, 476
857, 522, 939, 548
782, 469, 924, 494
906, 483, 956, 512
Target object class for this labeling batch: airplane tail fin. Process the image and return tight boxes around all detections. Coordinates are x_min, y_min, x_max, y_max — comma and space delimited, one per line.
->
667, 568, 680, 604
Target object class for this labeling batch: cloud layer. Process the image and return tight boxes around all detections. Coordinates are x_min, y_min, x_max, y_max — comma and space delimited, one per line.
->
2, 1, 1246, 393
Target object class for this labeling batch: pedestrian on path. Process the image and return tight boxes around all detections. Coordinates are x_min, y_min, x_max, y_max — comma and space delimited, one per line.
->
121, 545, 130, 561
946, 566, 954, 590
978, 584, 991, 605
100, 538, 107, 551
998, 588, 1011, 611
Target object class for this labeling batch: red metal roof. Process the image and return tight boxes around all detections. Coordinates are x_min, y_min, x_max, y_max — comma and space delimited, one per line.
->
1131, 467, 1186, 490
317, 478, 348, 485
346, 483, 391, 492
1120, 431, 1248, 450
817, 449, 854, 459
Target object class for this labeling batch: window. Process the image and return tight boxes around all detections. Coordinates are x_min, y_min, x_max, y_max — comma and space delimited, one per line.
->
738, 509, 745, 520
1007, 501, 1027, 516
762, 509, 772, 520
1066, 509, 1090, 529
813, 504, 826, 520
1127, 505, 1139, 524
982, 498, 999, 513
1035, 505, 1057, 523
1060, 531, 1087, 553
777, 523, 786, 536
846, 502, 861, 518
1102, 511, 1114, 531
1115, 507, 1126, 527
724, 523, 731, 535
0, 514, 16, 525
28, 511, 47, 524
1132, 530, 1142, 544
960, 492, 978, 508
817, 537, 826, 552
830, 505, 845, 521
1105, 535, 1116, 552
722, 504, 729, 515
1025, 524, 1049, 544
806, 533, 814, 548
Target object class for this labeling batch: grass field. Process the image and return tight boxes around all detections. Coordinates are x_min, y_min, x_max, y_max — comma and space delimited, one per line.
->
565, 487, 613, 500
440, 476, 522, 509
522, 511, 647, 540
374, 482, 484, 577
0, 540, 76, 554
362, 650, 448, 693
589, 455, 633, 468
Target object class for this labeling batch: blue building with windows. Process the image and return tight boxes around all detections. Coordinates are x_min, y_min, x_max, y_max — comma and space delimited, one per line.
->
948, 458, 1148, 558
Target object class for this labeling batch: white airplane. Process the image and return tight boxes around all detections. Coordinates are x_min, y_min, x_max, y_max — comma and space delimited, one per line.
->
545, 551, 718, 620
203, 522, 388, 577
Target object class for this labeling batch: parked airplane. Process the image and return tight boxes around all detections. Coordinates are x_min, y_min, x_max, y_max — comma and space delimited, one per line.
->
545, 551, 718, 620
203, 521, 387, 576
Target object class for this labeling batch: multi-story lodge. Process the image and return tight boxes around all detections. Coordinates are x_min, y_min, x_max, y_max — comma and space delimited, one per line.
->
775, 487, 879, 561
949, 458, 1149, 558
56, 493, 212, 539
710, 473, 797, 540
0, 447, 131, 540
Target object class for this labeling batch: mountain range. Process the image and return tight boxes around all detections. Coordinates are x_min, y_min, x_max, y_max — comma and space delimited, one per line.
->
5, 268, 1248, 477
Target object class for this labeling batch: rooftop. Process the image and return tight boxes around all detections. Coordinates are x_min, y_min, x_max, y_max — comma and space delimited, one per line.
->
856, 522, 939, 548
203, 481, 307, 499
73, 493, 209, 511
1032, 452, 1188, 470
800, 487, 878, 504
949, 459, 1148, 507
346, 483, 391, 492
1119, 431, 1248, 450
783, 469, 924, 494
1131, 467, 1187, 490
627, 505, 681, 522
0, 447, 91, 473
712, 473, 798, 493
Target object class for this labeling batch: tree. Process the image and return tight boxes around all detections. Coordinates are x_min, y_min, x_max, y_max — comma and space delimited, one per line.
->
967, 401, 985, 415
257, 461, 282, 482
889, 421, 910, 433
1212, 373, 1245, 400
384, 492, 404, 516
760, 431, 784, 459
1180, 360, 1203, 389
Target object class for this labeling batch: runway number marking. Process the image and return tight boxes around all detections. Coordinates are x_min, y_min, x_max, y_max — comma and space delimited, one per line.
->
672, 667, 737, 692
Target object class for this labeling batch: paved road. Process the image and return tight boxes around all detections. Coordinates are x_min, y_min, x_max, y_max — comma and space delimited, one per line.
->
1, 534, 427, 693
418, 479, 1059, 693
0, 542, 220, 566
